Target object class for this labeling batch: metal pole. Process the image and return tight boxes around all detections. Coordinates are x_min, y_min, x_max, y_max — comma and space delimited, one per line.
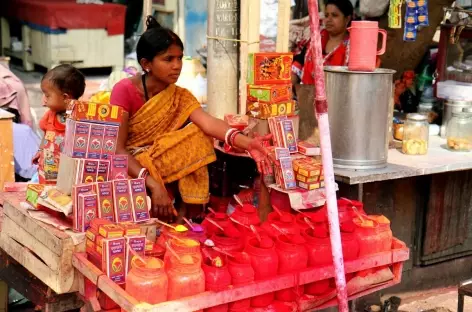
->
143, 0, 153, 32
307, 0, 349, 311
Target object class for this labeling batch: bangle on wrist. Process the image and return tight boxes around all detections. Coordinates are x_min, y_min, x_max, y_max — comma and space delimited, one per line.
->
225, 128, 238, 146
229, 130, 242, 148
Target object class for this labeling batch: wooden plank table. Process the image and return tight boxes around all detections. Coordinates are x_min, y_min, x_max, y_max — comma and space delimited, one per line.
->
0, 192, 85, 294
73, 239, 409, 312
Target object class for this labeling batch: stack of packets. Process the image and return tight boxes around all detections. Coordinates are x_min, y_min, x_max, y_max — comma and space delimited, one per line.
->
388, 0, 403, 28
54, 100, 151, 233
268, 115, 298, 152
85, 219, 154, 287
269, 145, 324, 191
403, 0, 429, 41
246, 53, 297, 119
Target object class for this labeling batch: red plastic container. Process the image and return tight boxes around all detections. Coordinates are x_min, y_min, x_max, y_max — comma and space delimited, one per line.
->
261, 213, 300, 238
337, 198, 366, 223
369, 215, 393, 252
295, 211, 328, 231
245, 237, 279, 307
275, 235, 308, 302
227, 253, 255, 310
353, 217, 383, 256
305, 278, 332, 296
348, 21, 387, 71
126, 257, 168, 304
211, 234, 244, 252
164, 238, 202, 269
230, 204, 260, 229
202, 255, 232, 312
302, 227, 332, 267
202, 212, 232, 237
167, 255, 205, 302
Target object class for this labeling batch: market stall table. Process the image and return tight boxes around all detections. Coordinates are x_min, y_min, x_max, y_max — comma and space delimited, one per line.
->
335, 136, 472, 298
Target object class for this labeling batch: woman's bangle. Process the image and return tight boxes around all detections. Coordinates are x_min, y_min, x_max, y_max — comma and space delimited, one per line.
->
138, 168, 149, 180
229, 130, 242, 148
225, 128, 238, 146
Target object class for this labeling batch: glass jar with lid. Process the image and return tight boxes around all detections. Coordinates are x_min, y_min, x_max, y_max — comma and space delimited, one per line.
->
446, 107, 472, 152
402, 113, 429, 155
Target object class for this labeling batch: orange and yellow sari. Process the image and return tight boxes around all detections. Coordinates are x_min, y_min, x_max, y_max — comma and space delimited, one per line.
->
126, 84, 216, 204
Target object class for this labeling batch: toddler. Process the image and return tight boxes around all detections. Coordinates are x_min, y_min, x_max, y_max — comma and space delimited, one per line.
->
32, 65, 85, 184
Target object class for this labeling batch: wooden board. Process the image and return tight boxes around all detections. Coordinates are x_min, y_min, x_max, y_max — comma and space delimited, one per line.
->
73, 239, 409, 312
0, 112, 15, 191
0, 192, 85, 294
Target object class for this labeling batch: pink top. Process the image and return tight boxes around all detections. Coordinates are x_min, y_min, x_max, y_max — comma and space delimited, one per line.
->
110, 78, 145, 117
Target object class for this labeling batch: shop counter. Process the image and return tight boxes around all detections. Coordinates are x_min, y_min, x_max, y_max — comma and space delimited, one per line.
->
334, 135, 472, 299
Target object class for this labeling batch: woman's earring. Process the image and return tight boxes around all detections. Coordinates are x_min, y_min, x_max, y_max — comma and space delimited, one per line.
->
146, 68, 150, 73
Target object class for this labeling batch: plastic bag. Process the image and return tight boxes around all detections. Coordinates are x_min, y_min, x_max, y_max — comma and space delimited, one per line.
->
360, 0, 389, 17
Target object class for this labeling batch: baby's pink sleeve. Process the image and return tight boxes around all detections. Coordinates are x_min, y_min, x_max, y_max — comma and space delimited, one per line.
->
110, 79, 131, 113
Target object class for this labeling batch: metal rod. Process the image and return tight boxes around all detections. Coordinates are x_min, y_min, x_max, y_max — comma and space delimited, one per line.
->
307, 0, 349, 310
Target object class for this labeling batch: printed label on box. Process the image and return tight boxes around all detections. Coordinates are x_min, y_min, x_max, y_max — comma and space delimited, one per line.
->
102, 126, 119, 160
97, 160, 110, 182
72, 184, 95, 232
129, 179, 150, 222
125, 235, 146, 273
97, 181, 115, 222
68, 120, 91, 158
78, 193, 98, 231
87, 124, 105, 159
102, 238, 126, 284
82, 160, 99, 183
111, 155, 128, 180
279, 157, 297, 189
281, 120, 298, 153
112, 180, 133, 223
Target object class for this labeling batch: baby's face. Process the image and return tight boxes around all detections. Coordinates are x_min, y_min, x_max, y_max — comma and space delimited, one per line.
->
41, 79, 67, 112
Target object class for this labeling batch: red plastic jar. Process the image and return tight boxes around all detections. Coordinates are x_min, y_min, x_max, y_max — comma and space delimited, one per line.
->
295, 211, 327, 232
302, 228, 332, 267
167, 255, 205, 302
369, 215, 393, 252
275, 235, 308, 302
261, 213, 300, 238
227, 253, 255, 311
202, 256, 231, 312
157, 225, 188, 250
245, 237, 279, 307
126, 258, 168, 304
202, 212, 232, 238
353, 217, 382, 256
187, 229, 208, 244
337, 198, 366, 223
211, 234, 244, 252
230, 204, 260, 230
164, 238, 202, 269
305, 278, 331, 296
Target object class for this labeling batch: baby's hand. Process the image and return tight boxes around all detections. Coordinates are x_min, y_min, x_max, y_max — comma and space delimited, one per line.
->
31, 152, 41, 165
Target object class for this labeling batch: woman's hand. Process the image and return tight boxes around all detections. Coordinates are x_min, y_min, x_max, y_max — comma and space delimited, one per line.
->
246, 134, 272, 175
149, 184, 176, 218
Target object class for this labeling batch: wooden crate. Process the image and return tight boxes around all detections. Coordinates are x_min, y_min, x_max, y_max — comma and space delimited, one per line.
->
73, 238, 409, 312
0, 192, 85, 294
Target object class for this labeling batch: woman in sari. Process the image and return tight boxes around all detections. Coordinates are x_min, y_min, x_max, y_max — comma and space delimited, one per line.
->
111, 17, 270, 219
291, 0, 354, 84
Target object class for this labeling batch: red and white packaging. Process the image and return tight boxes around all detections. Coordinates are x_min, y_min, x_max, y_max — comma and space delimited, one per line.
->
97, 160, 110, 182
87, 124, 105, 159
75, 193, 98, 232
97, 181, 115, 222
112, 180, 133, 223
297, 141, 321, 156
101, 237, 126, 284
102, 125, 119, 160
64, 119, 91, 158
125, 235, 146, 273
110, 155, 128, 180
128, 178, 150, 223
82, 160, 99, 183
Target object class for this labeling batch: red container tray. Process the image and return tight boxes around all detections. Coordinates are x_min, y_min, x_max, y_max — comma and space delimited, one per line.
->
73, 238, 409, 312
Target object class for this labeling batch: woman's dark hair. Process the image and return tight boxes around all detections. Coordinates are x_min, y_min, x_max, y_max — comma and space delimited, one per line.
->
325, 0, 354, 18
137, 16, 184, 63
42, 64, 85, 99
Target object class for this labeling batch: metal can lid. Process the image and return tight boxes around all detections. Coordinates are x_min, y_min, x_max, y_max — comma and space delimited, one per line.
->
406, 113, 428, 121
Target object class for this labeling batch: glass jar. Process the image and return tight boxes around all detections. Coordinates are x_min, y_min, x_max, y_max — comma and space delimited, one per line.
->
164, 238, 202, 270
446, 108, 472, 152
402, 113, 429, 155
126, 257, 168, 304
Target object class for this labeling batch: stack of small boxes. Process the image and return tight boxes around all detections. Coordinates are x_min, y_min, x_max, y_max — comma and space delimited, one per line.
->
57, 100, 150, 233
246, 52, 295, 120
85, 219, 152, 309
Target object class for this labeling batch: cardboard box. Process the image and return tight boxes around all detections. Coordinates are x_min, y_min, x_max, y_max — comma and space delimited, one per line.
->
68, 100, 123, 125
56, 154, 82, 195
86, 228, 98, 243
72, 184, 95, 231
101, 237, 126, 284
90, 218, 112, 232
112, 180, 133, 223
280, 119, 298, 153
247, 52, 293, 85
296, 174, 324, 183
297, 181, 325, 190
129, 179, 150, 223
64, 119, 91, 158
110, 155, 128, 180
76, 193, 98, 232
125, 235, 146, 273
87, 124, 105, 159
99, 224, 125, 238
224, 114, 249, 131
97, 181, 115, 222
248, 100, 296, 119
97, 160, 110, 182
86, 239, 96, 254
297, 141, 321, 156
268, 116, 288, 147
26, 184, 45, 208
121, 223, 141, 236
247, 84, 292, 103
279, 157, 297, 190
102, 125, 119, 160
292, 158, 323, 178
82, 160, 99, 183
